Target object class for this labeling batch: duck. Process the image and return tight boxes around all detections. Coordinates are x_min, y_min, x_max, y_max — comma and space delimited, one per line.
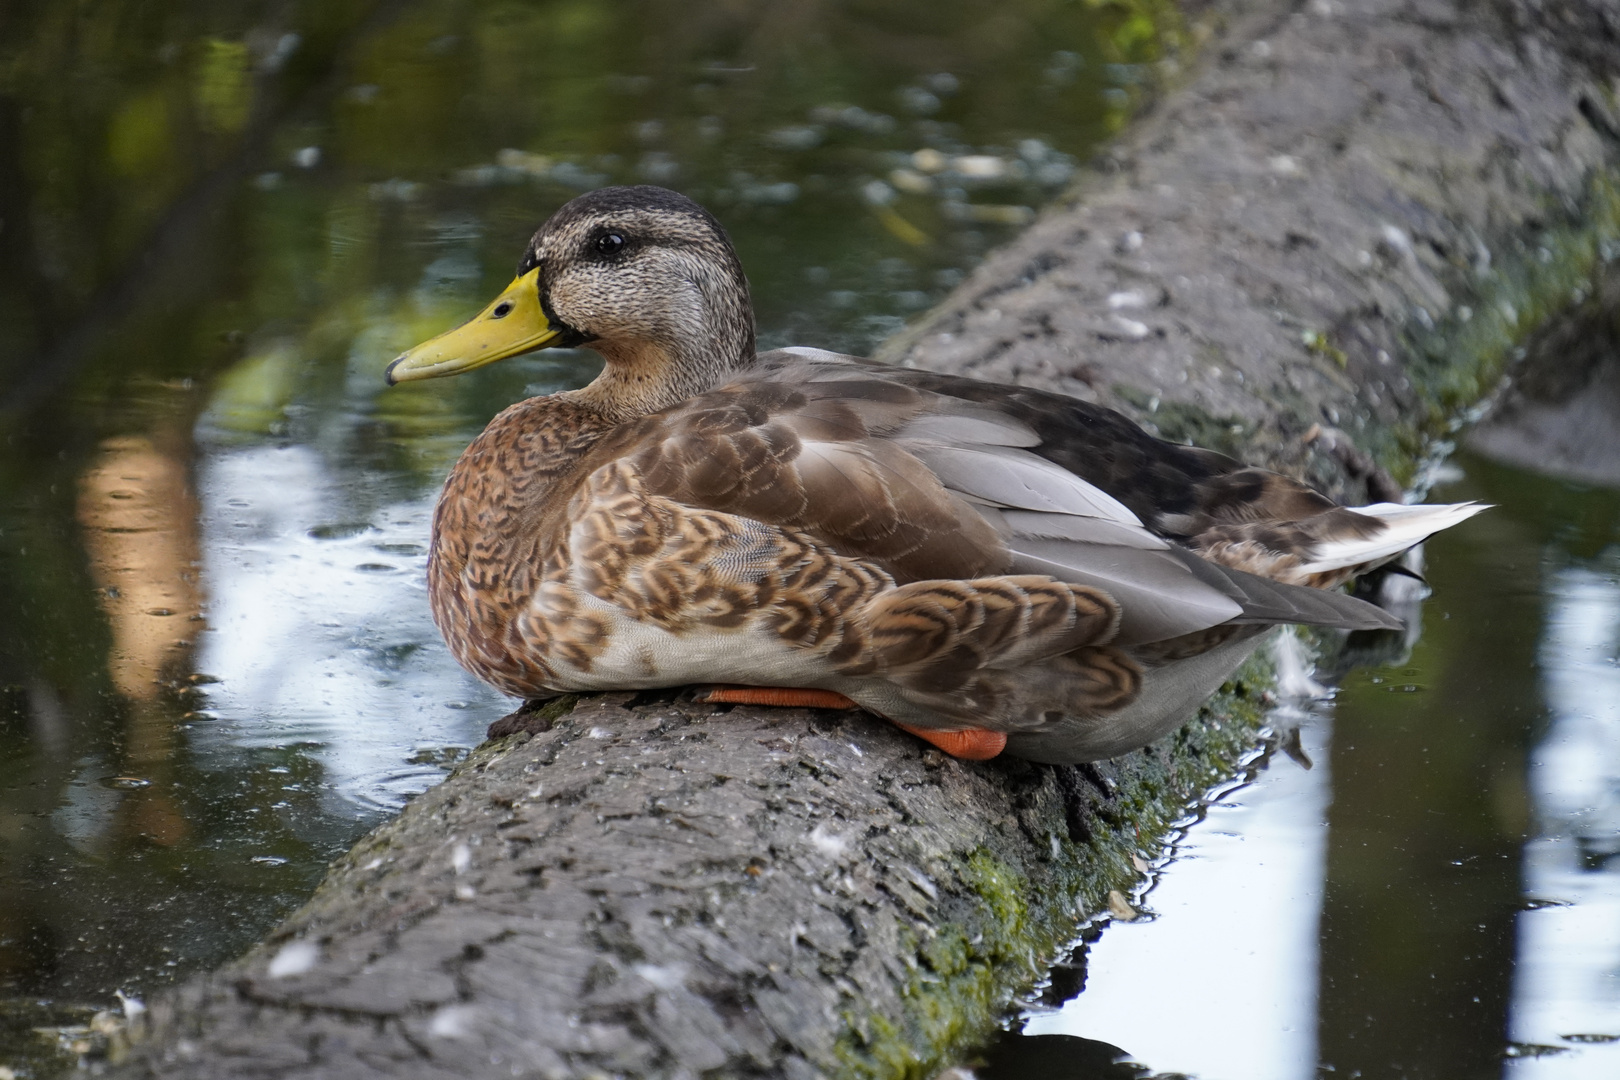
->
385, 185, 1483, 764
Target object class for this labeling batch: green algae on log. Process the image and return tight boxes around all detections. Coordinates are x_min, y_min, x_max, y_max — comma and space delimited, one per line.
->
831, 660, 1274, 1079
113, 0, 1620, 1077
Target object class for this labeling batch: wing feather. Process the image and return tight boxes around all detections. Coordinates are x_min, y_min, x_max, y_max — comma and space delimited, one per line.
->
1163, 546, 1402, 631
620, 356, 1409, 645
891, 410, 1042, 448
904, 442, 1143, 523
1298, 501, 1488, 574
1008, 541, 1242, 642
997, 509, 1170, 550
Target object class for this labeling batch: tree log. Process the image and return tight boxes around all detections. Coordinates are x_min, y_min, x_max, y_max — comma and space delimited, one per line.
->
118, 1, 1620, 1077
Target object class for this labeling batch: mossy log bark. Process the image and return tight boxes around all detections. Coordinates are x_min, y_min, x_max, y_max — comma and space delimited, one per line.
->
119, 1, 1620, 1077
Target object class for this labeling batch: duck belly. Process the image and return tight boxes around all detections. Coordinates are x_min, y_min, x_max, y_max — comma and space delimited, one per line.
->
538, 595, 848, 693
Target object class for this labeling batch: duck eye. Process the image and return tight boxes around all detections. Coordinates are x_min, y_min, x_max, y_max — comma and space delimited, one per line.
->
595, 233, 626, 256
491, 301, 514, 319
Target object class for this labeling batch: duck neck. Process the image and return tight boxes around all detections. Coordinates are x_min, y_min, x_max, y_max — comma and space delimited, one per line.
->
566, 338, 745, 422
564, 258, 756, 423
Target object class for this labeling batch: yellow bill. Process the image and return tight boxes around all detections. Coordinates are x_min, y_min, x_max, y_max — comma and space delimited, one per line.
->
385, 268, 561, 384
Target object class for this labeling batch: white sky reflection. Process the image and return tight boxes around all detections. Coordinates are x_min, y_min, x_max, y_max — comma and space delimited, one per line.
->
188, 443, 512, 815
1026, 716, 1331, 1080
1509, 565, 1620, 1076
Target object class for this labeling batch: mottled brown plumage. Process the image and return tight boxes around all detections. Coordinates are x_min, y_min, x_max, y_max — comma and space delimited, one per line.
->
392, 185, 1484, 763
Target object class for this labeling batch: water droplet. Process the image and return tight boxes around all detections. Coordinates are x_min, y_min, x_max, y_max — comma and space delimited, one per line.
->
100, 776, 152, 790
145, 608, 174, 617
251, 855, 288, 867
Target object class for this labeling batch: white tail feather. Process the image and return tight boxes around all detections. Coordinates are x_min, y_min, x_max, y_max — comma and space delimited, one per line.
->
1295, 501, 1489, 575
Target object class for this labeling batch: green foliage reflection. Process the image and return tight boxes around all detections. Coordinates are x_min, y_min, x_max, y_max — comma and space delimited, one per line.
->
0, 0, 1171, 1031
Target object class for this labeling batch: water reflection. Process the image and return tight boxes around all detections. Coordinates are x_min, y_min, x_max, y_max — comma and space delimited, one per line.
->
6, 0, 1614, 1075
1020, 696, 1331, 1080
1510, 565, 1620, 1076
1314, 477, 1530, 1080
189, 443, 501, 813
1, 0, 1160, 1032
77, 430, 204, 704
998, 453, 1620, 1078
76, 425, 204, 851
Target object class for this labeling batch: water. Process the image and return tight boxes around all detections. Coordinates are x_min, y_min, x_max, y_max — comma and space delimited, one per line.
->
0, 2, 1616, 1077
989, 453, 1620, 1079
0, 0, 1152, 1055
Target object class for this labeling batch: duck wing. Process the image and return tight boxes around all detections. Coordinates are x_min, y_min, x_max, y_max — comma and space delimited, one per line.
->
603, 349, 1398, 643
862, 356, 1485, 584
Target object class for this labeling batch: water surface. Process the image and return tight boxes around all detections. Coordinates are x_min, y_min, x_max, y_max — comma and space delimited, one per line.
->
0, 0, 1154, 1060
991, 452, 1620, 1079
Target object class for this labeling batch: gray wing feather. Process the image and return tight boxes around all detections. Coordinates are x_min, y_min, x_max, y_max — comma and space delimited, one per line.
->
894, 411, 1042, 448
1164, 547, 1402, 631
753, 352, 1403, 641
998, 509, 1171, 550
905, 443, 1142, 522
765, 346, 864, 367
1009, 541, 1243, 643
1009, 537, 1400, 640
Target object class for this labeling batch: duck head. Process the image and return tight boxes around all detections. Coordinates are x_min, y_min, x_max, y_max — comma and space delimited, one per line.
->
386, 185, 756, 420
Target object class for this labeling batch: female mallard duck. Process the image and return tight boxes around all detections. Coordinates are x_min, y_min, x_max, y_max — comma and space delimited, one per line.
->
386, 185, 1481, 764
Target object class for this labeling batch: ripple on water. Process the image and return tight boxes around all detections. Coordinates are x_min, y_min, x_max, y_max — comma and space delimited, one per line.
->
190, 443, 509, 815
1007, 460, 1620, 1079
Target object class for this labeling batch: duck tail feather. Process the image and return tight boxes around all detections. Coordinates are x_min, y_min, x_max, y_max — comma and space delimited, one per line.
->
1167, 547, 1404, 632
1297, 501, 1489, 575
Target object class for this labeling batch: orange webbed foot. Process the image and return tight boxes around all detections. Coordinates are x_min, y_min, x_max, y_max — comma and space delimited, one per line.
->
694, 687, 1006, 761
893, 723, 1007, 761
696, 686, 861, 709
